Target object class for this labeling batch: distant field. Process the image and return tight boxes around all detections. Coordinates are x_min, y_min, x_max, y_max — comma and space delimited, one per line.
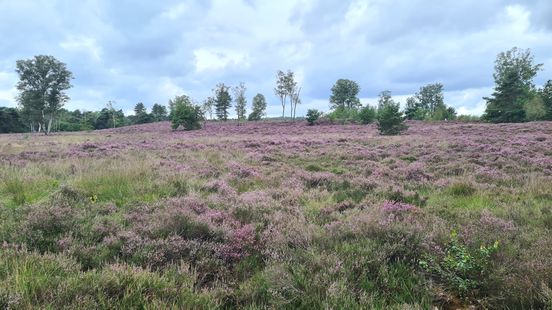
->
1, 120, 552, 309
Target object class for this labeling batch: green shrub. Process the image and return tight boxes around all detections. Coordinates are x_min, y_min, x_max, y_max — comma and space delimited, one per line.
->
419, 231, 499, 297
377, 102, 408, 135
171, 100, 204, 131
358, 105, 377, 124
326, 108, 358, 124
306, 109, 322, 126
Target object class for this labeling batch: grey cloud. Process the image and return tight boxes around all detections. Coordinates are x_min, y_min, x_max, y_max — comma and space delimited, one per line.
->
0, 0, 551, 116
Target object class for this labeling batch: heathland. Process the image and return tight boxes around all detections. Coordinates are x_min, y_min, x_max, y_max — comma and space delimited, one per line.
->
1, 120, 552, 309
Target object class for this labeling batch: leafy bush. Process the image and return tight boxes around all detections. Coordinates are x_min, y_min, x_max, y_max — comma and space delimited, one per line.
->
358, 105, 377, 124
377, 102, 408, 135
306, 109, 322, 125
326, 108, 358, 124
171, 99, 204, 131
456, 115, 481, 122
419, 231, 499, 297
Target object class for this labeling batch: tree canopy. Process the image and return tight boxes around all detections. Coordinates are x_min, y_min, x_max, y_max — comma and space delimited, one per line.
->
483, 47, 543, 123
330, 79, 361, 111
214, 83, 232, 121
15, 55, 73, 134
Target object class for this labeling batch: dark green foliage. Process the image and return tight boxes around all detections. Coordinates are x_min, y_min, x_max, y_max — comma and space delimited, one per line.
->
330, 79, 361, 110
0, 107, 26, 133
214, 83, 232, 121
15, 55, 73, 134
248, 93, 267, 121
133, 103, 153, 124
326, 107, 359, 124
405, 83, 456, 120
358, 105, 377, 124
377, 100, 407, 135
170, 96, 203, 130
377, 90, 395, 111
539, 80, 552, 120
151, 103, 168, 122
306, 109, 322, 125
524, 95, 547, 121
419, 231, 499, 296
483, 47, 543, 123
94, 108, 113, 130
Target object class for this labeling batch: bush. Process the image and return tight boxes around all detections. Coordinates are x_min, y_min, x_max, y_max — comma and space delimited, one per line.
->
306, 109, 322, 125
171, 100, 203, 131
358, 105, 377, 124
326, 108, 358, 124
247, 111, 262, 121
377, 102, 408, 135
457, 115, 481, 122
419, 231, 499, 297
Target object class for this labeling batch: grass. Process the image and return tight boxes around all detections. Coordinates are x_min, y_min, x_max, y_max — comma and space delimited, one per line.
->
1, 121, 552, 308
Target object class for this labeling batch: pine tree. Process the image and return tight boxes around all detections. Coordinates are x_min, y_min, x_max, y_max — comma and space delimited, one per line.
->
214, 83, 232, 121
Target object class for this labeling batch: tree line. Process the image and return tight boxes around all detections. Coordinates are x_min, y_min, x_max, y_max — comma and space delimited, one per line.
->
1, 47, 550, 134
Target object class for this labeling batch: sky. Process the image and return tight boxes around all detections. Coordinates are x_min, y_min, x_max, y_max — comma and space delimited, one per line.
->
0, 0, 551, 117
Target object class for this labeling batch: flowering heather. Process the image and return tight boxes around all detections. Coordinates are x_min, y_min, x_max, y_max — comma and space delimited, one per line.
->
1, 120, 552, 308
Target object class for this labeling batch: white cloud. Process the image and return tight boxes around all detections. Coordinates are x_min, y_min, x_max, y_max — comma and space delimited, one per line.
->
60, 36, 102, 62
161, 3, 189, 20
193, 49, 250, 73
0, 71, 17, 107
0, 0, 551, 117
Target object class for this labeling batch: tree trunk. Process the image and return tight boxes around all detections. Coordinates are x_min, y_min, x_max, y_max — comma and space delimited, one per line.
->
47, 117, 53, 135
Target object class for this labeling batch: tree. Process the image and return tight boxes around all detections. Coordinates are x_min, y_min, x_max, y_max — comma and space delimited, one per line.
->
170, 95, 203, 130
306, 109, 322, 125
330, 79, 361, 111
275, 70, 296, 119
233, 82, 247, 125
524, 95, 547, 121
291, 86, 301, 120
133, 103, 152, 124
94, 108, 112, 130
80, 111, 96, 131
377, 90, 395, 111
404, 96, 426, 120
214, 83, 232, 121
540, 80, 552, 120
416, 83, 444, 114
248, 93, 267, 121
0, 107, 26, 133
483, 47, 543, 123
275, 71, 287, 119
106, 100, 117, 128
202, 97, 215, 120
377, 96, 408, 135
151, 104, 168, 122
15, 55, 73, 134
405, 83, 455, 120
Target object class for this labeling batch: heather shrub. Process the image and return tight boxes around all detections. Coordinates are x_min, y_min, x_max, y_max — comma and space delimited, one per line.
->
20, 205, 80, 253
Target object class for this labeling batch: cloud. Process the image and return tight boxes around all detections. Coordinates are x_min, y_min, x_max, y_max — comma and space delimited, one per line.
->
0, 0, 551, 116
